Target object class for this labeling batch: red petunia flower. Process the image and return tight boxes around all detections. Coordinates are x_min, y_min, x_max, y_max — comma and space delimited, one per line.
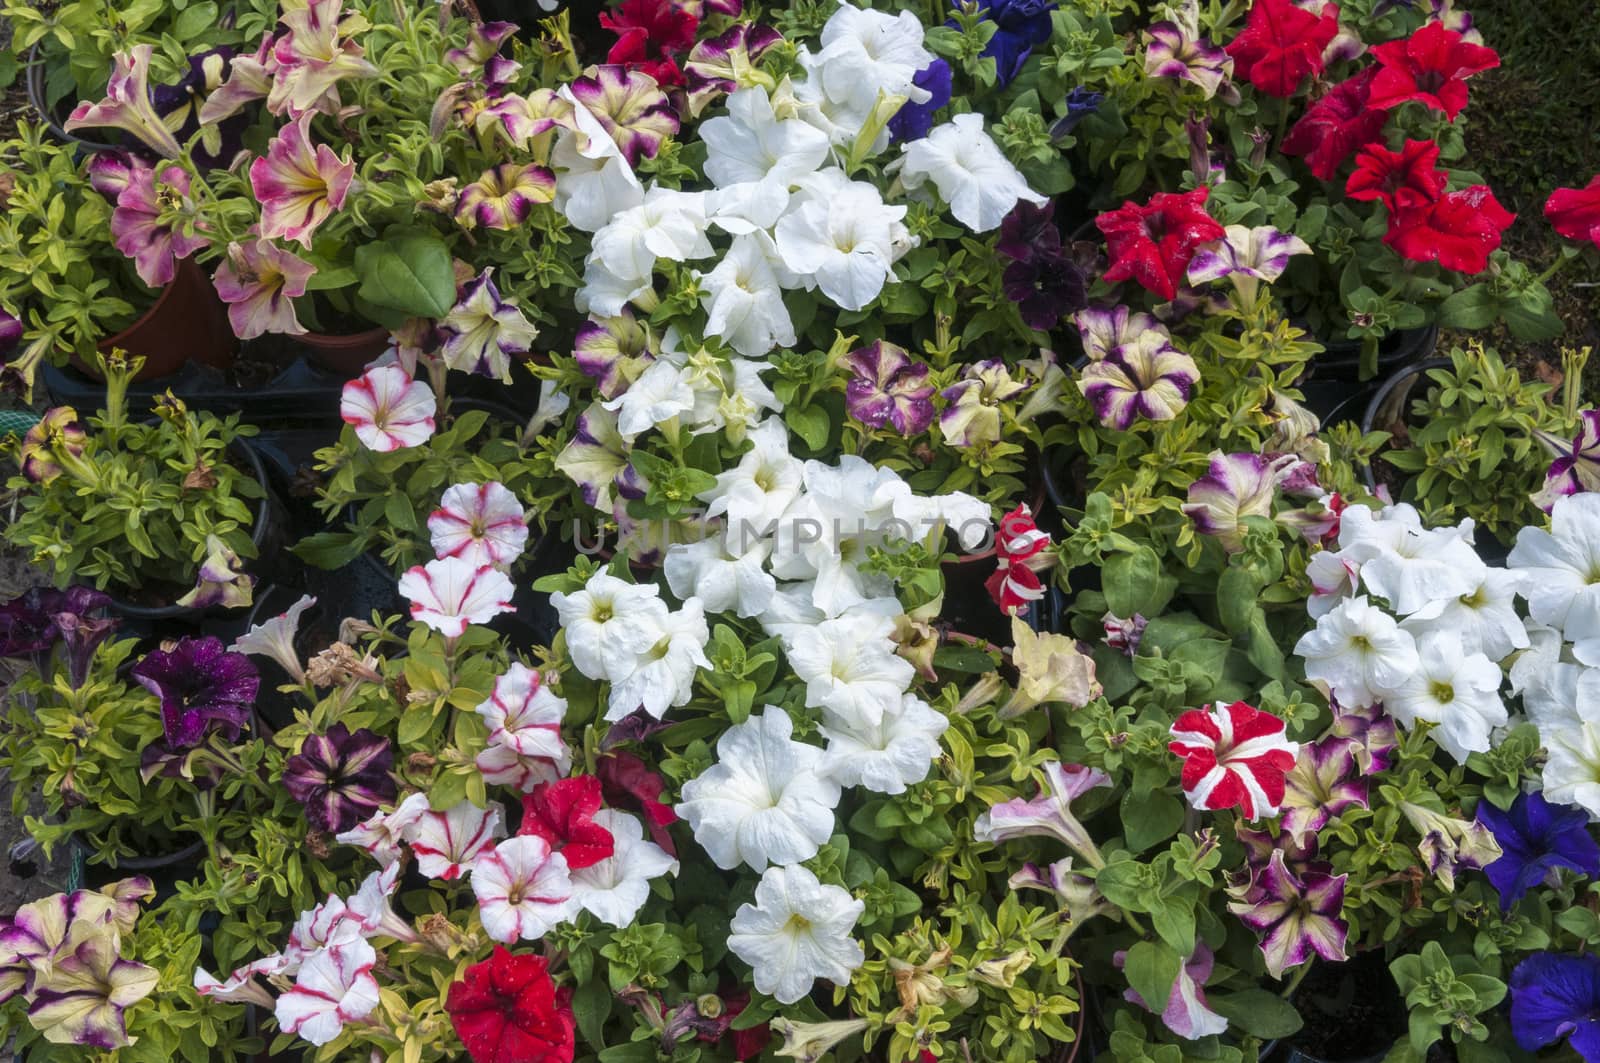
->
517, 776, 615, 870
1384, 184, 1515, 274
601, 0, 699, 87
986, 560, 1045, 615
1168, 701, 1299, 819
1367, 21, 1498, 121
447, 947, 576, 1063
1224, 0, 1341, 98
1345, 139, 1448, 213
995, 503, 1051, 563
1546, 175, 1600, 249
597, 751, 678, 856
1096, 187, 1227, 301
1281, 68, 1390, 181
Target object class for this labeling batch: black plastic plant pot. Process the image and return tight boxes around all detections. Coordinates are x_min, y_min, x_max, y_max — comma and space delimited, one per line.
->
67, 833, 207, 890
25, 45, 122, 154
1258, 952, 1409, 1063
1357, 357, 1452, 495
1310, 323, 1440, 386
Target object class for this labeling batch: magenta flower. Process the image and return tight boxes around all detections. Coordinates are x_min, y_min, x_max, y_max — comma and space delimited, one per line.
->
86, 152, 135, 201
455, 163, 557, 231
112, 164, 209, 288
131, 636, 259, 749
1181, 451, 1288, 552
1278, 736, 1369, 846
428, 482, 530, 569
1534, 411, 1600, 512
282, 724, 397, 834
439, 269, 540, 384
844, 341, 936, 435
200, 33, 275, 125
1144, 1, 1234, 99
972, 760, 1110, 868
1077, 333, 1198, 430
568, 65, 680, 165
1228, 849, 1348, 978
1117, 941, 1228, 1040
212, 238, 316, 339
268, 0, 379, 118
1169, 701, 1300, 820
574, 311, 657, 399
249, 114, 355, 247
685, 23, 784, 117
397, 557, 517, 638
64, 45, 183, 157
340, 365, 437, 453
1073, 305, 1168, 363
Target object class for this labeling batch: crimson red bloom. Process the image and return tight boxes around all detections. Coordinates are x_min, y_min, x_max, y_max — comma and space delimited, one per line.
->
597, 751, 678, 856
447, 947, 576, 1063
517, 776, 615, 870
600, 0, 699, 87
1168, 701, 1299, 819
1281, 68, 1390, 181
1367, 22, 1498, 121
1224, 0, 1341, 98
1384, 184, 1515, 274
1345, 139, 1448, 213
1096, 187, 1226, 300
1546, 175, 1600, 249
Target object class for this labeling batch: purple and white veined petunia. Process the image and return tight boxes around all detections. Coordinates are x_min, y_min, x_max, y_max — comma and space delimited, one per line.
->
843, 340, 936, 436
439, 269, 541, 384
973, 760, 1111, 868
1186, 224, 1312, 306
1533, 411, 1600, 511
397, 557, 517, 638
1077, 331, 1199, 430
340, 364, 437, 453
1227, 849, 1348, 978
428, 482, 530, 569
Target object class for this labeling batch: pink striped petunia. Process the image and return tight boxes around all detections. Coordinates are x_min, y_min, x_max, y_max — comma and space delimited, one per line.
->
249, 113, 355, 247
428, 481, 529, 569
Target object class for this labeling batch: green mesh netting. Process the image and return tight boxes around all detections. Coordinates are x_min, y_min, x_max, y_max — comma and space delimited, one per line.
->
0, 410, 40, 438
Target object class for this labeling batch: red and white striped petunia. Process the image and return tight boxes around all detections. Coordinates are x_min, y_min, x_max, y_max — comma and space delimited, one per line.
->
1168, 701, 1299, 819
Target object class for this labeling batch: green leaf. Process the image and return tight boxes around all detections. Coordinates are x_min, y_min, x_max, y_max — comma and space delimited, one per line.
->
784, 403, 832, 453
572, 979, 612, 1049
1102, 546, 1174, 618
1120, 790, 1184, 853
1208, 990, 1304, 1039
1149, 898, 1196, 957
1124, 940, 1182, 1016
353, 231, 456, 317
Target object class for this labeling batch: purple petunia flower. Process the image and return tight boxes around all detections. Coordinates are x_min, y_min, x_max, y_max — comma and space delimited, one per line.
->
1477, 791, 1600, 911
131, 637, 259, 749
573, 310, 657, 400
1533, 411, 1600, 512
844, 341, 937, 436
1510, 952, 1600, 1059
1003, 253, 1088, 330
951, 0, 1057, 88
1050, 87, 1104, 141
888, 58, 952, 143
0, 587, 117, 689
1076, 333, 1198, 430
1327, 700, 1399, 774
1278, 736, 1370, 847
282, 724, 397, 834
997, 200, 1062, 263
1227, 848, 1348, 978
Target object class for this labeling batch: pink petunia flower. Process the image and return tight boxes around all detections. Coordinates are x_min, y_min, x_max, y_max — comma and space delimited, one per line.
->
212, 239, 316, 339
397, 557, 516, 638
273, 938, 381, 1047
111, 164, 209, 288
1169, 701, 1300, 819
428, 481, 530, 568
268, 0, 379, 117
474, 662, 570, 766
249, 113, 355, 247
339, 364, 437, 453
407, 800, 506, 881
65, 45, 183, 157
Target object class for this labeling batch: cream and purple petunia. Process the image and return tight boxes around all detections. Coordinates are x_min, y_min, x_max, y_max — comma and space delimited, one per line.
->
64, 45, 184, 157
684, 23, 785, 118
1076, 331, 1198, 430
1186, 224, 1312, 305
455, 163, 557, 232
1142, 0, 1234, 100
1073, 304, 1169, 363
844, 340, 935, 436
574, 310, 658, 399
439, 268, 541, 383
569, 64, 681, 165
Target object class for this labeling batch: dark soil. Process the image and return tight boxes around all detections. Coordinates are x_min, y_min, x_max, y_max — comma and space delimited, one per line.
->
1278, 953, 1409, 1062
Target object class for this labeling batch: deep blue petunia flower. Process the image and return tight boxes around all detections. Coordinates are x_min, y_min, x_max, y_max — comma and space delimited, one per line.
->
1476, 790, 1600, 910
950, 0, 1057, 88
888, 58, 953, 144
1510, 952, 1600, 1060
1050, 86, 1105, 141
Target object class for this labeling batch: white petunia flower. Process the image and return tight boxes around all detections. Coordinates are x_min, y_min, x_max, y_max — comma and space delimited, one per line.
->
1399, 566, 1528, 661
336, 792, 431, 868
470, 835, 574, 943
553, 85, 644, 231
664, 536, 777, 619
1508, 493, 1600, 664
699, 233, 797, 358
701, 87, 831, 189
407, 801, 506, 881
1293, 595, 1420, 709
727, 863, 865, 1004
568, 809, 678, 927
898, 113, 1047, 232
819, 693, 948, 794
1339, 504, 1483, 616
1383, 631, 1505, 763
603, 356, 699, 436
814, 5, 934, 113
701, 418, 805, 536
551, 573, 671, 681
606, 598, 712, 721
774, 178, 904, 311
675, 709, 841, 870
590, 187, 715, 282
1541, 720, 1600, 820
576, 254, 655, 318
428, 482, 529, 570
785, 612, 915, 728
474, 662, 571, 766
274, 938, 380, 1047
231, 593, 316, 683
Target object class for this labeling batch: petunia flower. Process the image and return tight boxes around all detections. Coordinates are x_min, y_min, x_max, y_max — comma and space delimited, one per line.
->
1228, 849, 1347, 977
1145, 0, 1235, 98
111, 164, 209, 288
1384, 631, 1505, 763
175, 534, 256, 610
1345, 139, 1448, 214
397, 557, 517, 638
131, 636, 258, 749
282, 724, 396, 834
518, 776, 614, 871
470, 836, 574, 944
566, 809, 677, 926
1294, 595, 1419, 708
1385, 184, 1515, 274
1367, 21, 1498, 121
726, 864, 865, 1005
973, 760, 1110, 867
1508, 493, 1600, 663
568, 65, 680, 166
598, 751, 679, 855
335, 792, 430, 868
1509, 952, 1600, 1059
16, 407, 87, 486
274, 938, 380, 1047
685, 23, 783, 117
1185, 224, 1311, 307
340, 364, 437, 453
1181, 451, 1294, 552
1096, 187, 1226, 300
1546, 175, 1600, 250
439, 269, 540, 384
844, 341, 936, 436
698, 233, 797, 359
1003, 617, 1100, 718
454, 163, 557, 232
1477, 791, 1600, 910
888, 58, 953, 143
446, 947, 575, 1063
551, 572, 671, 682
408, 800, 506, 881
1077, 332, 1200, 430
428, 482, 529, 570
987, 560, 1046, 615
1534, 411, 1600, 511
1400, 800, 1503, 890
212, 239, 316, 340
1117, 941, 1228, 1040
25, 935, 159, 1049
1169, 701, 1300, 819
786, 613, 916, 729
773, 178, 905, 311
267, 0, 379, 117
64, 45, 183, 157
605, 599, 711, 722
817, 692, 948, 795
1073, 305, 1167, 363
899, 113, 1048, 233
573, 311, 657, 400
0, 587, 113, 687
249, 114, 355, 247
676, 709, 841, 871
600, 0, 698, 86
1224, 0, 1340, 98
960, 0, 1057, 87
1280, 67, 1389, 180
1277, 736, 1369, 845
1542, 722, 1600, 821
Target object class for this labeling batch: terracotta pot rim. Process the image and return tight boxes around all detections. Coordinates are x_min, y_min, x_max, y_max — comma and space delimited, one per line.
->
95, 262, 194, 353
297, 324, 391, 349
